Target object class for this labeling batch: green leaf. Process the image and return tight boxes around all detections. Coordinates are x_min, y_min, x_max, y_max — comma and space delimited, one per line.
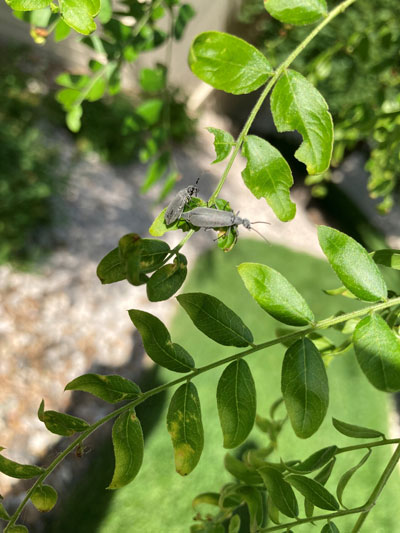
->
264, 0, 327, 25
30, 484, 58, 512
118, 234, 143, 286
66, 106, 83, 132
267, 494, 281, 524
323, 286, 358, 299
332, 417, 384, 439
372, 249, 400, 270
241, 135, 296, 222
0, 451, 44, 479
86, 77, 106, 102
139, 67, 166, 92
147, 254, 187, 302
318, 226, 387, 302
108, 409, 144, 489
38, 401, 89, 436
282, 338, 329, 438
0, 500, 10, 520
270, 70, 333, 174
321, 522, 340, 533
128, 309, 194, 372
65, 373, 141, 403
234, 486, 263, 531
228, 514, 241, 533
56, 88, 81, 111
5, 0, 50, 9
189, 31, 273, 95
98, 0, 111, 23
286, 474, 339, 511
192, 492, 220, 510
59, 0, 98, 34
149, 197, 205, 237
136, 98, 163, 125
258, 466, 299, 518
224, 453, 263, 485
7, 527, 29, 533
207, 127, 235, 164
167, 382, 204, 476
174, 3, 195, 40
139, 238, 170, 273
314, 458, 336, 485
336, 449, 371, 509
141, 152, 170, 193
353, 314, 400, 392
96, 247, 126, 284
217, 359, 256, 448
54, 18, 71, 41
238, 263, 314, 326
177, 292, 254, 347
286, 446, 337, 474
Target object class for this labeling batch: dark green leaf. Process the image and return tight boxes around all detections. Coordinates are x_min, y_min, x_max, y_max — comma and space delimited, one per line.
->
337, 449, 371, 508
167, 382, 204, 476
65, 373, 141, 403
353, 314, 400, 392
321, 522, 340, 533
286, 474, 339, 511
238, 263, 314, 326
372, 249, 400, 270
287, 446, 337, 474
264, 0, 327, 25
108, 409, 144, 489
235, 486, 263, 531
314, 458, 336, 486
174, 3, 195, 39
177, 292, 253, 347
267, 494, 281, 524
217, 360, 256, 448
282, 338, 329, 438
332, 417, 384, 439
96, 247, 126, 284
318, 226, 387, 302
30, 484, 58, 512
224, 453, 263, 484
0, 449, 44, 479
118, 233, 143, 286
189, 31, 273, 95
271, 70, 333, 174
207, 127, 235, 164
38, 401, 89, 437
128, 309, 194, 372
59, 0, 98, 34
241, 135, 296, 222
6, 526, 29, 533
5, 0, 50, 9
147, 254, 187, 302
305, 498, 314, 519
258, 466, 299, 518
219, 483, 243, 510
139, 238, 170, 273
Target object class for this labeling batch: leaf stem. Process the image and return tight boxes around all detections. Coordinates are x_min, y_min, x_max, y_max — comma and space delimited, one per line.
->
351, 442, 400, 532
4, 294, 400, 530
208, 0, 358, 203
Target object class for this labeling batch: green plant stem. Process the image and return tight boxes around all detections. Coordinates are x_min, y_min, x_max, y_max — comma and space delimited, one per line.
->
336, 438, 400, 455
259, 505, 370, 532
5, 294, 400, 530
208, 0, 358, 204
351, 442, 400, 532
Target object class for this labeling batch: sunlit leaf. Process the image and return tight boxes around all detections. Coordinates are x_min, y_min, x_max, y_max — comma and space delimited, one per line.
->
30, 484, 58, 512
207, 127, 235, 164
189, 31, 273, 94
264, 0, 327, 25
271, 70, 333, 174
0, 449, 44, 479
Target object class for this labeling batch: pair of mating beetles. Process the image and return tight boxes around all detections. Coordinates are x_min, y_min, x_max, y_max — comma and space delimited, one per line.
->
164, 181, 268, 241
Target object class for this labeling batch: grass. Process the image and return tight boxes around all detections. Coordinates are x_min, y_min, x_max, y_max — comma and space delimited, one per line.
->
44, 239, 400, 533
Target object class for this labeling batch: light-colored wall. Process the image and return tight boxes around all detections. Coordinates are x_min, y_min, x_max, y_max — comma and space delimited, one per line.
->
0, 0, 240, 94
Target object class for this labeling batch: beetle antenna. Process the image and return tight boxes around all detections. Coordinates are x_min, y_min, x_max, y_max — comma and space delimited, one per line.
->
250, 221, 270, 225
249, 226, 270, 244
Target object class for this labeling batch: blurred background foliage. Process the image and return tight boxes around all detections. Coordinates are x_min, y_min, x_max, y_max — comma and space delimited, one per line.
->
238, 0, 400, 213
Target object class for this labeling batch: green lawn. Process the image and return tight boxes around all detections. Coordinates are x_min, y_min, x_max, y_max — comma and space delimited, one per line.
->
47, 240, 400, 533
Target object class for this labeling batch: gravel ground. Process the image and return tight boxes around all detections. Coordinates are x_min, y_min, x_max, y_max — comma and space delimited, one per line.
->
0, 111, 356, 498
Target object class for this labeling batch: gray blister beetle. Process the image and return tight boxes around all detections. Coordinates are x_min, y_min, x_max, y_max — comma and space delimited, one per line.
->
164, 178, 200, 225
180, 206, 269, 242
